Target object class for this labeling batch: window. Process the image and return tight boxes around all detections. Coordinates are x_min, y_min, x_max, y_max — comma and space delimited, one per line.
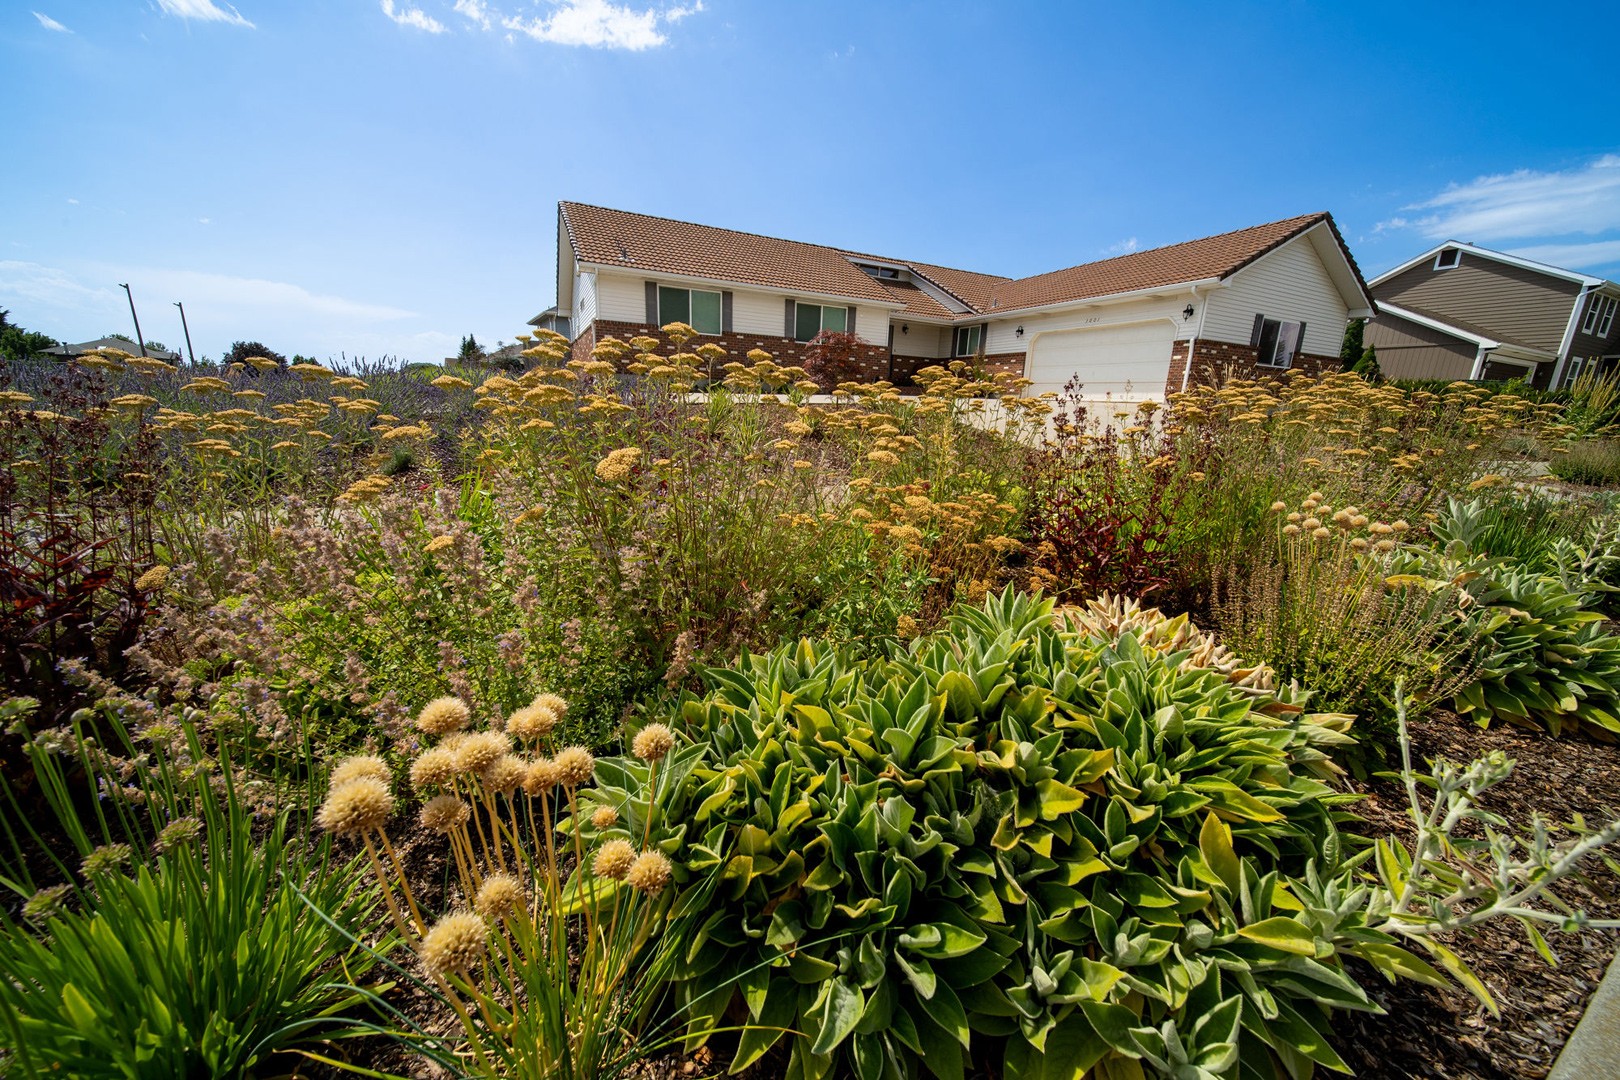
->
1434, 248, 1461, 270
657, 285, 722, 335
953, 325, 983, 357
793, 302, 848, 341
1254, 317, 1304, 368
1582, 294, 1618, 338
858, 264, 901, 280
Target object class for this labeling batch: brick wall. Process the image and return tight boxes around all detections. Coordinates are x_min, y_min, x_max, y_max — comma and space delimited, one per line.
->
1164, 339, 1340, 395
572, 320, 894, 383
892, 352, 1027, 384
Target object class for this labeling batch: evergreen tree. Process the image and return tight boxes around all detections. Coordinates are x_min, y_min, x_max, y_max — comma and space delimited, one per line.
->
0, 309, 56, 363
1340, 318, 1365, 371
1351, 344, 1382, 382
458, 334, 486, 363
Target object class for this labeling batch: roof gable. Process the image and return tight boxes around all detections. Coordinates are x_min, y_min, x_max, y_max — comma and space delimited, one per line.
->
1370, 241, 1616, 291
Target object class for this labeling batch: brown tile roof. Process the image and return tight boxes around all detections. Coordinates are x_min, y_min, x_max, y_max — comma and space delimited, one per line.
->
559, 202, 901, 305
980, 213, 1334, 314
560, 203, 1367, 322
875, 278, 956, 320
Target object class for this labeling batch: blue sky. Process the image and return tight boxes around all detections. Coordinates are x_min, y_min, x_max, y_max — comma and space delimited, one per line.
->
3, 1, 1618, 364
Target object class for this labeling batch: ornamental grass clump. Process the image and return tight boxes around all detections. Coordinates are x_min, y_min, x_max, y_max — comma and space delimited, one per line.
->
324, 690, 702, 1078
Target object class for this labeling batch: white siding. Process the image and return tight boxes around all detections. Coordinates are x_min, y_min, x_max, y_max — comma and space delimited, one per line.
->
595, 272, 647, 323
893, 322, 950, 359
732, 289, 785, 336
572, 271, 597, 342
853, 305, 888, 345
1201, 235, 1349, 358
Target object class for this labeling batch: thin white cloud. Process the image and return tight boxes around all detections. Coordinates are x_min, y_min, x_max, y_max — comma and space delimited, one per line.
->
453, 0, 492, 30
32, 11, 71, 32
0, 261, 114, 310
65, 197, 78, 205
381, 0, 447, 33
1104, 237, 1140, 257
1381, 155, 1620, 241
155, 0, 255, 28
502, 0, 681, 50
198, 217, 212, 225
1507, 239, 1620, 274
664, 1, 702, 22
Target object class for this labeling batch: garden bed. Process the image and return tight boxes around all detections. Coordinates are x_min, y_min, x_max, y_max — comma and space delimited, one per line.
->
1338, 710, 1620, 1079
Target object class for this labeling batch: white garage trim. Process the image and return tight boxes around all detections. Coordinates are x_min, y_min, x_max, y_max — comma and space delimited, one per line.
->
1026, 317, 1181, 402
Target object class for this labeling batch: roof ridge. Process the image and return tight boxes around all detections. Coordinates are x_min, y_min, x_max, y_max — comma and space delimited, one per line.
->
559, 200, 894, 264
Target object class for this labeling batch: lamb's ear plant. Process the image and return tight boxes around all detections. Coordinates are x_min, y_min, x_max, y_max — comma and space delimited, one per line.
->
0, 698, 387, 1080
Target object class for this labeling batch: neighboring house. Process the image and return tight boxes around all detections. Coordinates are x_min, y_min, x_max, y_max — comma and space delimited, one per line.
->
42, 336, 182, 362
1363, 243, 1620, 387
552, 203, 1374, 399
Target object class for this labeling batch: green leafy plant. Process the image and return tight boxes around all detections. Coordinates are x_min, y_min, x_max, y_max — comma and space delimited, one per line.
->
0, 700, 386, 1079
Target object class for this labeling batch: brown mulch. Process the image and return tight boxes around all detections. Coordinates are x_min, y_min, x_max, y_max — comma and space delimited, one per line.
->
1332, 709, 1620, 1079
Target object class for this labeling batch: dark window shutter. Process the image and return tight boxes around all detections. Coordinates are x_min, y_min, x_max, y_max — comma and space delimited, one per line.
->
722, 291, 734, 334
1250, 314, 1265, 347
645, 282, 658, 325
847, 306, 857, 339
785, 298, 795, 338
1295, 322, 1307, 360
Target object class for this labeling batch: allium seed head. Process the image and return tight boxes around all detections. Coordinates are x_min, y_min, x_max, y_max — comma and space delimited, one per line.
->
23, 885, 71, 925
410, 747, 458, 790
505, 703, 559, 742
473, 873, 525, 919
417, 696, 471, 736
80, 843, 132, 877
592, 804, 620, 830
419, 912, 488, 976
532, 693, 568, 719
1311, 527, 1332, 539
1301, 517, 1322, 530
555, 746, 595, 788
455, 731, 511, 775
632, 723, 676, 763
317, 778, 394, 835
329, 754, 390, 789
1269, 501, 1287, 512
593, 839, 637, 880
483, 754, 527, 795
419, 794, 471, 834
1282, 523, 1301, 535
625, 851, 673, 895
523, 757, 561, 795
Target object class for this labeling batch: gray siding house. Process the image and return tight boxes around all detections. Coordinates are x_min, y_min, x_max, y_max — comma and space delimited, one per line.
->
1364, 243, 1620, 387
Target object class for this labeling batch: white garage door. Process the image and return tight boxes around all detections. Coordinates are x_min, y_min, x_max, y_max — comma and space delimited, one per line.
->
1026, 321, 1177, 399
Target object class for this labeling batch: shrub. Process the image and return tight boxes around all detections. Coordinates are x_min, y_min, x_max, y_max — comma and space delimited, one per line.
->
222, 340, 289, 368
802, 330, 866, 390
610, 590, 1376, 1079
1549, 438, 1620, 485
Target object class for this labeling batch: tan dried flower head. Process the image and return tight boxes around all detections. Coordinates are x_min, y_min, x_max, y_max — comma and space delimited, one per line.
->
483, 754, 528, 795
631, 723, 676, 763
1311, 527, 1332, 539
1391, 519, 1411, 533
419, 912, 488, 976
625, 850, 673, 894
505, 702, 559, 743
134, 565, 170, 593
317, 778, 394, 835
591, 804, 620, 830
410, 747, 457, 790
419, 794, 471, 834
329, 754, 390, 789
1269, 501, 1287, 512
474, 873, 525, 920
417, 696, 471, 736
1301, 517, 1322, 530
523, 757, 561, 795
594, 446, 642, 482
456, 731, 511, 775
1282, 523, 1301, 536
593, 838, 637, 880
554, 746, 595, 788
532, 693, 569, 719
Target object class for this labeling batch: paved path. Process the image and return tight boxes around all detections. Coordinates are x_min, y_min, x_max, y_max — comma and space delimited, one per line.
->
1549, 950, 1620, 1079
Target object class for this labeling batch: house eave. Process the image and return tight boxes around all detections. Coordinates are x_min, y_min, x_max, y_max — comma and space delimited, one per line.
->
577, 261, 907, 311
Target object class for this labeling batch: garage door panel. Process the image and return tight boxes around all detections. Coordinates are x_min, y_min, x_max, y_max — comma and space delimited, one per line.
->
1027, 322, 1175, 398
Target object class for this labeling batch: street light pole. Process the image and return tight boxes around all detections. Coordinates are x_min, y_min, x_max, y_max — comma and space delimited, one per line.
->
174, 301, 196, 365
119, 283, 148, 358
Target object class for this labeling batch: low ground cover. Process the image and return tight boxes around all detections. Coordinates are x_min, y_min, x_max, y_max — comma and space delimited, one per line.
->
5, 338, 1620, 1078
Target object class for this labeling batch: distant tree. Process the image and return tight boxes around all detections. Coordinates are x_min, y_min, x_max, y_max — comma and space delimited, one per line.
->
105, 332, 135, 343
143, 340, 169, 354
1351, 344, 1382, 382
222, 341, 290, 368
458, 334, 486, 363
1340, 318, 1365, 372
0, 309, 54, 363
803, 330, 865, 390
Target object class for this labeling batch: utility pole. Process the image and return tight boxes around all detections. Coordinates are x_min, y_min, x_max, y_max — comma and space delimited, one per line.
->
119, 283, 148, 358
174, 301, 196, 365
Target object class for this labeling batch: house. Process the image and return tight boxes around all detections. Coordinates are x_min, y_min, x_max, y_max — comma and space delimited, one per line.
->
1363, 243, 1620, 387
42, 336, 182, 362
552, 202, 1374, 399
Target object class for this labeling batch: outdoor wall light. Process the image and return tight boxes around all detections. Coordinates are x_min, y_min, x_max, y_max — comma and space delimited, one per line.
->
901, 324, 909, 335
1015, 325, 1025, 337
1183, 304, 1196, 320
